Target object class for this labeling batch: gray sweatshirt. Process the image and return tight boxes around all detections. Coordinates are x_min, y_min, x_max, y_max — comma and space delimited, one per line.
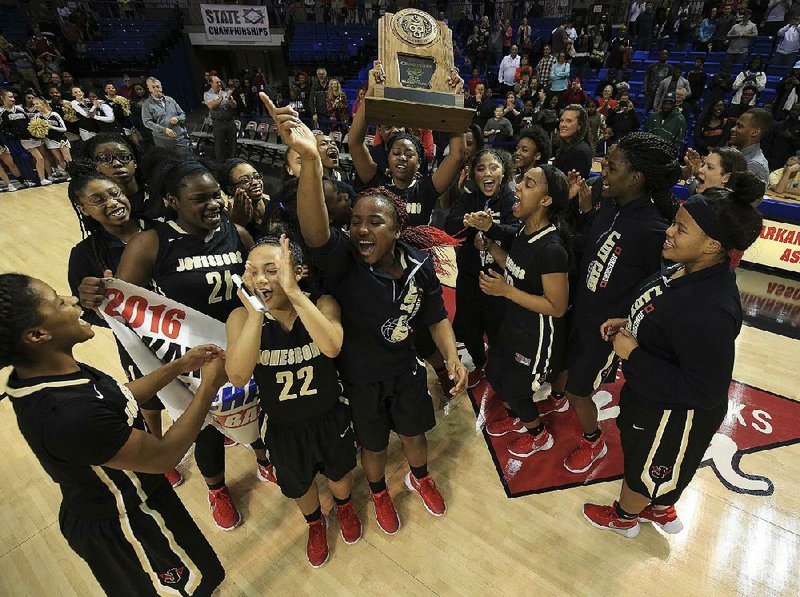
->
141, 94, 186, 140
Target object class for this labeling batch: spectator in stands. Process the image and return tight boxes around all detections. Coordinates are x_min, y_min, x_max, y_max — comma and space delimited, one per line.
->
712, 4, 736, 52
564, 79, 588, 107
729, 87, 758, 119
550, 51, 570, 96
467, 82, 496, 128
518, 17, 533, 55
654, 65, 691, 112
502, 18, 513, 55
586, 99, 605, 149
629, 0, 645, 37
554, 104, 593, 179
764, 0, 792, 37
538, 93, 562, 137
695, 99, 734, 154
644, 92, 686, 151
535, 44, 556, 90
60, 71, 75, 100
141, 77, 188, 156
596, 126, 614, 157
723, 9, 757, 69
514, 56, 534, 82
775, 17, 800, 67
686, 58, 707, 112
9, 44, 38, 92
27, 27, 62, 61
351, 86, 366, 118
607, 98, 640, 141
514, 70, 535, 102
514, 99, 538, 132
552, 19, 572, 56
128, 83, 151, 145
204, 75, 238, 162
484, 105, 514, 146
501, 91, 522, 123
770, 155, 800, 196
644, 50, 671, 111
597, 86, 617, 119
730, 108, 772, 183
310, 67, 329, 97
764, 103, 800, 170
696, 7, 717, 51
498, 45, 521, 93
731, 57, 766, 109
774, 62, 800, 120
607, 26, 631, 82
706, 65, 734, 108
118, 74, 134, 99
488, 22, 503, 68
324, 79, 350, 133
571, 29, 592, 85
637, 2, 656, 50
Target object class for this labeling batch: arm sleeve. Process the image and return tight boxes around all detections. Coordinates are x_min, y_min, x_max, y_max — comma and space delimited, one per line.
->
756, 73, 767, 92
94, 103, 114, 123
49, 112, 67, 133
71, 100, 89, 118
444, 190, 469, 235
308, 226, 354, 279
141, 102, 163, 133
624, 306, 738, 409
732, 72, 745, 90
42, 400, 133, 466
538, 242, 569, 274
68, 245, 107, 328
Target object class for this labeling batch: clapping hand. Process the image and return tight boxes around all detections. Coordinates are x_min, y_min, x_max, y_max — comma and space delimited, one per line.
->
464, 210, 493, 232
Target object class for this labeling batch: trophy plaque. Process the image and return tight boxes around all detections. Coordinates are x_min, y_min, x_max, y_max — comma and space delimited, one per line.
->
364, 8, 474, 133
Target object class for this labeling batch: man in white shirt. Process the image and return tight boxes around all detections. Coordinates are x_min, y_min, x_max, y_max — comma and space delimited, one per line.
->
498, 44, 521, 93
775, 18, 800, 67
723, 9, 758, 70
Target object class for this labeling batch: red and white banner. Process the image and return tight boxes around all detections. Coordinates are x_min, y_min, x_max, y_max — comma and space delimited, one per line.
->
100, 279, 260, 444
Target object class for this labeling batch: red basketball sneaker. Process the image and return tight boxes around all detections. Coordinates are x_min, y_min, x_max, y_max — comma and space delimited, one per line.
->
485, 416, 526, 437
507, 427, 554, 457
405, 472, 446, 516
208, 485, 242, 531
164, 468, 183, 488
583, 502, 640, 538
538, 393, 569, 416
638, 505, 684, 534
563, 434, 608, 474
467, 367, 485, 389
256, 462, 277, 484
371, 490, 400, 535
335, 501, 363, 545
306, 516, 329, 568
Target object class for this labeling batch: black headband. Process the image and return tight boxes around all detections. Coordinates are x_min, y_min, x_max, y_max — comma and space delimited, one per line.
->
164, 161, 209, 194
683, 194, 731, 249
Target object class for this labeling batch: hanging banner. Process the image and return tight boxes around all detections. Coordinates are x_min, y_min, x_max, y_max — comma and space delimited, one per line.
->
200, 3, 271, 43
100, 278, 260, 444
742, 219, 800, 275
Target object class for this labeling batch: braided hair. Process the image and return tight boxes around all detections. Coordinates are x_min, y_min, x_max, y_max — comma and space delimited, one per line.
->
65, 159, 120, 272
0, 273, 43, 368
355, 186, 461, 274
616, 132, 680, 220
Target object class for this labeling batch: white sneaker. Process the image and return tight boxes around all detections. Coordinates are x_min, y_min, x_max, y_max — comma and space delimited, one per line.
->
40, 179, 53, 186
6, 182, 19, 192
23, 181, 36, 188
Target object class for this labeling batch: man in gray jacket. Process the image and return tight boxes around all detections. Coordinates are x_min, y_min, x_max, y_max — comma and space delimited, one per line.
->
653, 65, 692, 111
142, 77, 189, 155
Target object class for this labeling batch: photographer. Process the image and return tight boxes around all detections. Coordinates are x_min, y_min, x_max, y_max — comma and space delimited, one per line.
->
607, 98, 641, 141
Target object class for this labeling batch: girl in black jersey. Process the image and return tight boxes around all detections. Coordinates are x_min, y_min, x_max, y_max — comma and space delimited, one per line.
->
512, 125, 552, 183
262, 93, 467, 534
348, 62, 466, 226
0, 273, 225, 596
0, 90, 51, 186
473, 165, 570, 458
583, 172, 764, 538
65, 160, 180, 486
218, 158, 271, 236
83, 133, 166, 222
560, 133, 680, 477
78, 151, 269, 532
226, 235, 360, 568
33, 97, 71, 179
445, 148, 520, 388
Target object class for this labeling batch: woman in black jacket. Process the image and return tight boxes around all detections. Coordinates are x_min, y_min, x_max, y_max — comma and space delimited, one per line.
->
583, 171, 764, 537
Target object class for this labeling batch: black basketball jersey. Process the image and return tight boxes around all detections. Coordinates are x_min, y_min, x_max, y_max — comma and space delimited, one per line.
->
497, 224, 568, 371
4, 363, 167, 518
0, 105, 33, 140
151, 218, 246, 322
253, 308, 343, 426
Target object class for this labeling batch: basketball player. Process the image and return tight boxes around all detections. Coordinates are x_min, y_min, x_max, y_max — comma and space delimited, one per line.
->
0, 273, 225, 596
262, 93, 467, 532
65, 159, 180, 486
471, 165, 570, 457
512, 126, 552, 182
583, 172, 764, 536
226, 235, 360, 567
560, 133, 680, 475
78, 150, 269, 531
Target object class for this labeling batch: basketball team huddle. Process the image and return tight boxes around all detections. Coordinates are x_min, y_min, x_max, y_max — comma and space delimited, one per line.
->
0, 64, 767, 596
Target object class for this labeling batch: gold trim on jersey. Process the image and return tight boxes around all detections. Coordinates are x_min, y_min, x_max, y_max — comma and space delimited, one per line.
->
4, 378, 90, 398
92, 467, 182, 596
167, 220, 221, 243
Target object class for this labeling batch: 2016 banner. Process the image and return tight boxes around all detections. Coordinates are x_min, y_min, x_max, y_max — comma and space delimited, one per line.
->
200, 3, 270, 43
100, 278, 260, 444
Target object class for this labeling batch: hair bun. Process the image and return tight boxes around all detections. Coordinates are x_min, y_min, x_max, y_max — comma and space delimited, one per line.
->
65, 158, 99, 179
726, 170, 765, 207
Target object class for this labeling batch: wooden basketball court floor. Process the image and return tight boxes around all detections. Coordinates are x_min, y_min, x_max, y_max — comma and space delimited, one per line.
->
1, 184, 799, 596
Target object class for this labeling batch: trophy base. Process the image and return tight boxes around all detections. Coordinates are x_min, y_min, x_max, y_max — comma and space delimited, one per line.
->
364, 96, 474, 133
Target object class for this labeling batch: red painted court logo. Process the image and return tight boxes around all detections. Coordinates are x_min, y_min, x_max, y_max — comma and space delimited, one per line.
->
469, 372, 800, 497
159, 566, 186, 585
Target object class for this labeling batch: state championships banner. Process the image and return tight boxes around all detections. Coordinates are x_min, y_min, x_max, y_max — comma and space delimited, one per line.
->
200, 4, 271, 43
100, 278, 260, 444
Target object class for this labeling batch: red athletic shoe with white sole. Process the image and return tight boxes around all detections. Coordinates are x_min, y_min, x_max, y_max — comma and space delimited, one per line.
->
335, 501, 363, 544
164, 468, 183, 488
467, 367, 485, 389
208, 485, 242, 531
638, 505, 684, 534
405, 472, 446, 516
538, 393, 569, 416
582, 502, 640, 538
485, 416, 526, 437
256, 462, 277, 484
507, 427, 554, 457
306, 516, 329, 568
564, 434, 608, 474
371, 490, 400, 535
